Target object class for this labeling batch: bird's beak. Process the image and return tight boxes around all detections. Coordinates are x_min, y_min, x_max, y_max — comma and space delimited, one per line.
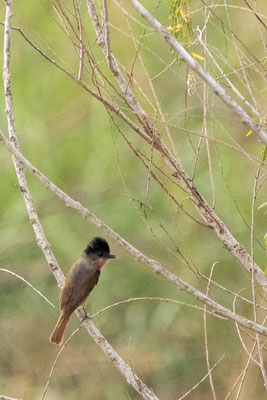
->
108, 254, 116, 259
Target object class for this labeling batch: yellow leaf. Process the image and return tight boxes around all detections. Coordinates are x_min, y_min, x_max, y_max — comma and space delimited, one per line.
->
192, 52, 204, 61
167, 26, 173, 31
246, 130, 253, 136
175, 24, 183, 31
180, 9, 188, 23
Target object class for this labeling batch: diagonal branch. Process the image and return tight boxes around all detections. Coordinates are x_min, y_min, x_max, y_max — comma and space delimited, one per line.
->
242, 0, 267, 29
0, 397, 23, 400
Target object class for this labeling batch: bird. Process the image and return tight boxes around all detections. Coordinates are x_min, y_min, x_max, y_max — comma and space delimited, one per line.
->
50, 237, 116, 345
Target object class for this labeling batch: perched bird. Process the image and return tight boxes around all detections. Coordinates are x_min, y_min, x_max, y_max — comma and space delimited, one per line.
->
50, 237, 116, 345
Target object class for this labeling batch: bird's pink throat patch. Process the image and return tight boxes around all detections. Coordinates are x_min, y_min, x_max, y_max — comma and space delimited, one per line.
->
97, 259, 108, 269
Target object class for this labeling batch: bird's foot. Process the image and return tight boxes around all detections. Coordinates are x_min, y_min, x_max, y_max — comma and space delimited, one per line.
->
81, 307, 90, 322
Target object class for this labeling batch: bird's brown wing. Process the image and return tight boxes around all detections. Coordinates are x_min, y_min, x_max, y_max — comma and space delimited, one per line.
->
60, 260, 100, 314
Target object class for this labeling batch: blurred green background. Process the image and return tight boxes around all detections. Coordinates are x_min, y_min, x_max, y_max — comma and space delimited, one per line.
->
0, 0, 266, 399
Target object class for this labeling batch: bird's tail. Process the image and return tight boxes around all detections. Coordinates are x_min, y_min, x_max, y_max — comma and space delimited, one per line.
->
49, 311, 70, 345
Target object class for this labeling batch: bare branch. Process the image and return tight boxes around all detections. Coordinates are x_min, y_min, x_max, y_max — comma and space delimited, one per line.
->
0, 268, 55, 307
203, 262, 219, 399
91, 296, 221, 319
42, 325, 82, 400
196, 26, 261, 118
202, 26, 215, 208
251, 164, 267, 388
73, 0, 84, 80
0, 396, 22, 400
242, 0, 267, 29
177, 354, 225, 400
230, 290, 267, 398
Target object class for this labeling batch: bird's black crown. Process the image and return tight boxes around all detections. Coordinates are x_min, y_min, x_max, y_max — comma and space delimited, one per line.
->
85, 237, 115, 259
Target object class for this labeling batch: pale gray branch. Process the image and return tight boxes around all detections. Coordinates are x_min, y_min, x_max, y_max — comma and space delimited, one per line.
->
0, 396, 22, 400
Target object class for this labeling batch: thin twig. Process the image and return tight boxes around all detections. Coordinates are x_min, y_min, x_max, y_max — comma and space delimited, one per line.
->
0, 268, 55, 307
199, 0, 264, 67
224, 339, 256, 399
91, 296, 219, 319
223, 0, 261, 119
233, 289, 261, 368
73, 0, 84, 80
227, 300, 267, 399
177, 354, 225, 400
251, 163, 267, 388
103, 0, 113, 70
242, 0, 267, 29
41, 325, 82, 400
204, 262, 218, 399
196, 26, 261, 119
125, 12, 178, 157
202, 19, 216, 208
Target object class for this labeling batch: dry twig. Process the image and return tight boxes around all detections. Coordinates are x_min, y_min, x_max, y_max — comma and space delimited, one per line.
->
0, 267, 55, 307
